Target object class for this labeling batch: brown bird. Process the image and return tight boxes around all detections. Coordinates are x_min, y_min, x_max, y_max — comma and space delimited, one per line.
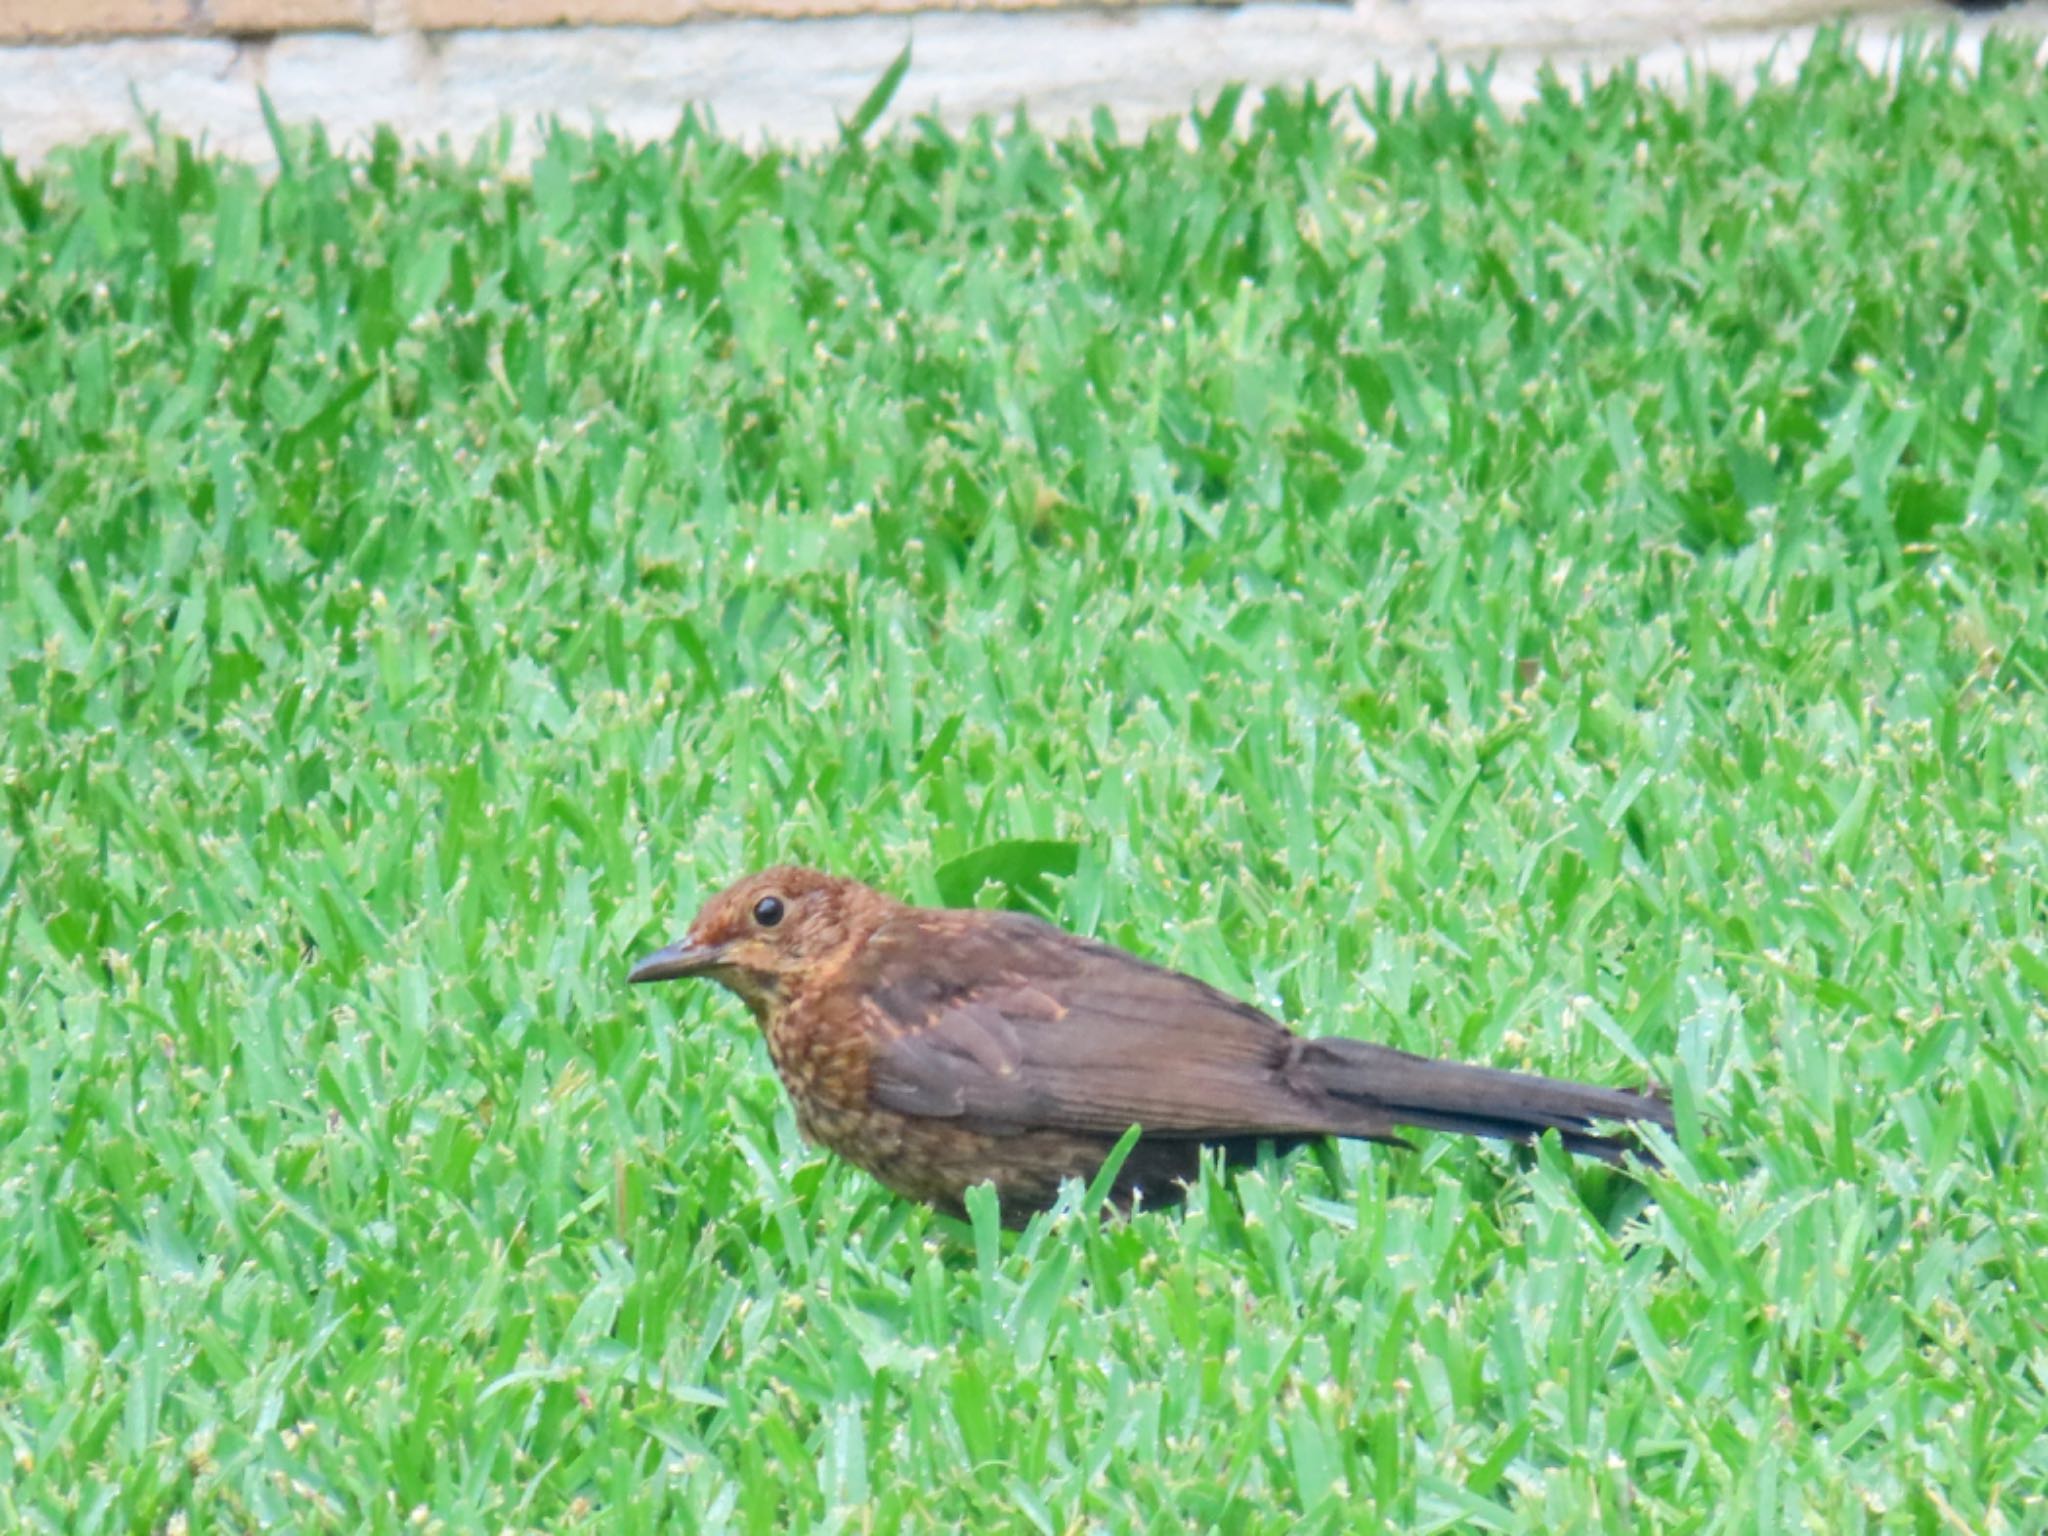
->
629, 866, 1674, 1225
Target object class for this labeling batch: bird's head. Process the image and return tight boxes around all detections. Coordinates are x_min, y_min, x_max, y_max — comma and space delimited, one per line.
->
628, 865, 880, 1014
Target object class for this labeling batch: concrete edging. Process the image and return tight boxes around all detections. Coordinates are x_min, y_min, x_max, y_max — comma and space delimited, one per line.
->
1, 2, 2042, 165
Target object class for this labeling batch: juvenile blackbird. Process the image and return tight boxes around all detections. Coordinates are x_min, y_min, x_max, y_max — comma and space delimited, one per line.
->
629, 866, 1674, 1224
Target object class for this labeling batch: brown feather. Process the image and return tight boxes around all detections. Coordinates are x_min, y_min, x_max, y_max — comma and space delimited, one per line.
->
631, 869, 1677, 1224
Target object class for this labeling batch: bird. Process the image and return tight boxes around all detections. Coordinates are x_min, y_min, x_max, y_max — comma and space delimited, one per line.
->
628, 865, 1675, 1225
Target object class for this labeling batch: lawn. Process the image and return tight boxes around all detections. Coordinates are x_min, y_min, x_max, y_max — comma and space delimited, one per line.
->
3, 27, 2047, 1534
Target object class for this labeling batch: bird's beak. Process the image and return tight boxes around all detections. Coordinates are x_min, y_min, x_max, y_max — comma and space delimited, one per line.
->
628, 938, 730, 983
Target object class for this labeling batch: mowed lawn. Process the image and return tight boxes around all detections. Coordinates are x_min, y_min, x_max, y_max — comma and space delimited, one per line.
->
4, 30, 2047, 1534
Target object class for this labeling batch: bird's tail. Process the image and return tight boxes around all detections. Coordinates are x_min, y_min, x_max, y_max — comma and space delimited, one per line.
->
1296, 1038, 1674, 1164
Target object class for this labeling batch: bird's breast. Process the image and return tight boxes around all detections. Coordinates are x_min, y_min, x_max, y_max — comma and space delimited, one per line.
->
761, 994, 874, 1115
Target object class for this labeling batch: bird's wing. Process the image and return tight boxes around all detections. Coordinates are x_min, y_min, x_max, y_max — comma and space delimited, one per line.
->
852, 909, 1343, 1139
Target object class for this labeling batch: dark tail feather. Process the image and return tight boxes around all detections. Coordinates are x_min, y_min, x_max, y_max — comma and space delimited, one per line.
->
1296, 1038, 1674, 1164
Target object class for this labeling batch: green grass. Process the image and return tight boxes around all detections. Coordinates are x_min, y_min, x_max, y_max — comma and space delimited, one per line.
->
4, 27, 2048, 1533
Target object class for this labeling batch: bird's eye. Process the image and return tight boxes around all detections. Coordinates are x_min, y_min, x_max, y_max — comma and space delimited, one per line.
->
753, 895, 785, 928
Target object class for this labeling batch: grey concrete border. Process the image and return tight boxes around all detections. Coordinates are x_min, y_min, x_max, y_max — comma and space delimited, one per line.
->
1, 3, 2044, 165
